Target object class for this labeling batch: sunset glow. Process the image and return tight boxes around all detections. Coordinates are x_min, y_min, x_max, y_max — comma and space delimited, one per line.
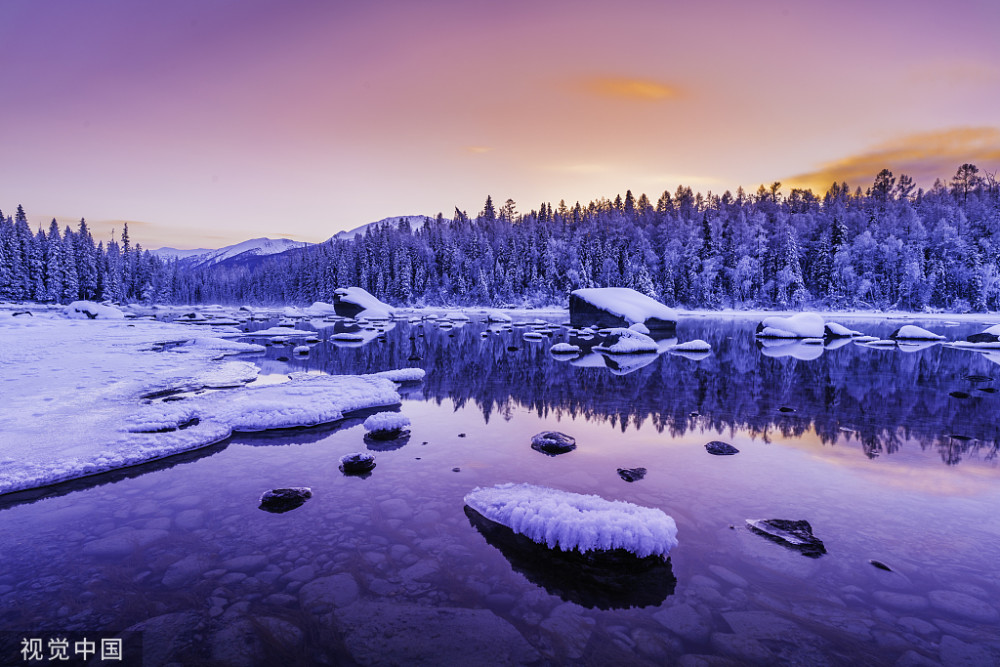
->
2, 0, 999, 248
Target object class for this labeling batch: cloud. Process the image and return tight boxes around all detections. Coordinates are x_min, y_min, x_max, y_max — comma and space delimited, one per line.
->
465, 146, 492, 154
580, 77, 681, 101
785, 127, 1000, 193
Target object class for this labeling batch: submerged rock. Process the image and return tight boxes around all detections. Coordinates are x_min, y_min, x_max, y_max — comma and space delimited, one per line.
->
705, 441, 739, 456
746, 519, 826, 558
531, 431, 577, 455
258, 487, 312, 513
966, 333, 999, 343
617, 467, 647, 482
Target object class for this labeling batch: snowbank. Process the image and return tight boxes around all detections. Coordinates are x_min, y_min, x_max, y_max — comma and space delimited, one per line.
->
464, 483, 678, 559
755, 313, 825, 338
334, 287, 394, 319
569, 288, 677, 329
64, 301, 125, 320
594, 328, 659, 354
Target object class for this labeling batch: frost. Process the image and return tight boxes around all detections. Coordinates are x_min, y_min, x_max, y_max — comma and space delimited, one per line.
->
464, 483, 678, 559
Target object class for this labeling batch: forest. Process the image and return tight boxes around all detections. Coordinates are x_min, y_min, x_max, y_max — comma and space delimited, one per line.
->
2, 163, 999, 311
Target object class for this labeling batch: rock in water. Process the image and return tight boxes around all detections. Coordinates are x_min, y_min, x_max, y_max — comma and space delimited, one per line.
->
259, 487, 312, 513
339, 452, 376, 475
965, 333, 999, 343
617, 467, 647, 482
705, 441, 739, 455
531, 431, 577, 456
746, 519, 826, 558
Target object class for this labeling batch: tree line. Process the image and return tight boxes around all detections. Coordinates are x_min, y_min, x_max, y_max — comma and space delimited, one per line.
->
3, 163, 999, 311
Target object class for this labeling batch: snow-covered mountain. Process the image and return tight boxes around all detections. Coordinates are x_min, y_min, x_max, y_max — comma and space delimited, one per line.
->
151, 238, 310, 268
328, 215, 430, 241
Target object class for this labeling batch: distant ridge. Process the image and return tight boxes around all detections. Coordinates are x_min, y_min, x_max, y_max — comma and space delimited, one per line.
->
150, 237, 309, 268
328, 215, 431, 242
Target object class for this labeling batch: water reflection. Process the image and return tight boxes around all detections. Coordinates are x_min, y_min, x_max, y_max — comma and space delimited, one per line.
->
464, 506, 677, 610
249, 317, 1000, 467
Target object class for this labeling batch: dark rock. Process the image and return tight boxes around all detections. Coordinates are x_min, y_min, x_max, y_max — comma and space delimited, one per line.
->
747, 519, 826, 558
452, 467, 461, 472
705, 441, 739, 455
531, 431, 577, 456
965, 333, 999, 343
458, 433, 466, 438
778, 406, 796, 413
12, 311, 32, 317
364, 433, 410, 452
978, 387, 997, 393
869, 559, 892, 571
949, 391, 970, 399
963, 373, 993, 382
465, 506, 676, 610
276, 356, 289, 361
617, 467, 647, 482
569, 290, 676, 333
258, 487, 312, 513
339, 453, 376, 475
507, 346, 519, 351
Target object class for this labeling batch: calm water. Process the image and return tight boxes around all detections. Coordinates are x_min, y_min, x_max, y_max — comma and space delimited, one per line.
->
2, 315, 1000, 666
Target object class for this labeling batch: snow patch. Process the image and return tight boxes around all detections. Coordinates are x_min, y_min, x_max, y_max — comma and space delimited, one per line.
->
64, 301, 125, 320
756, 313, 825, 338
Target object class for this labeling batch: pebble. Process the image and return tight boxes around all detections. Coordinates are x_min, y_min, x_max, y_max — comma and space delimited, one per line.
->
655, 603, 712, 644
379, 498, 413, 520
298, 573, 359, 613
873, 591, 929, 612
928, 589, 999, 623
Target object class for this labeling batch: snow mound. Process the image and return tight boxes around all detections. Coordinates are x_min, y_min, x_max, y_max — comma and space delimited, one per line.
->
594, 328, 659, 354
334, 287, 394, 319
64, 301, 125, 320
756, 313, 825, 338
628, 322, 650, 334
444, 312, 470, 321
331, 332, 364, 341
363, 412, 411, 434
304, 301, 339, 317
890, 325, 945, 340
570, 288, 677, 328
370, 368, 426, 382
825, 322, 862, 338
464, 483, 678, 559
550, 343, 581, 354
672, 340, 711, 352
487, 311, 513, 323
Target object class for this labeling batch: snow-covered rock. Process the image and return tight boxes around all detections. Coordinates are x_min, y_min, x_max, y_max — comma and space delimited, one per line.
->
569, 288, 677, 331
259, 487, 312, 513
333, 287, 394, 319
747, 518, 826, 558
64, 301, 125, 320
370, 368, 426, 383
755, 313, 825, 338
628, 322, 650, 334
464, 483, 678, 559
444, 312, 470, 321
339, 452, 376, 475
593, 328, 659, 354
889, 325, 945, 341
824, 322, 862, 338
303, 301, 339, 317
363, 412, 411, 439
487, 311, 513, 323
246, 327, 319, 338
550, 343, 581, 355
331, 332, 364, 342
293, 345, 310, 355
671, 339, 711, 352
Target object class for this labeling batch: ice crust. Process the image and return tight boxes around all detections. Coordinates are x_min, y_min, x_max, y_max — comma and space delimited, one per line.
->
571, 288, 678, 326
464, 482, 678, 559
0, 312, 409, 496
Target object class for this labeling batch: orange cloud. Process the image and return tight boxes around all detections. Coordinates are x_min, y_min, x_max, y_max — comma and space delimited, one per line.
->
785, 127, 1000, 193
581, 77, 681, 101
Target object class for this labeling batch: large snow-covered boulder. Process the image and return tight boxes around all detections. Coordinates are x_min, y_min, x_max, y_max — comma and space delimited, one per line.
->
569, 288, 677, 332
755, 313, 824, 338
333, 287, 394, 319
64, 301, 125, 320
464, 483, 678, 559
889, 325, 945, 341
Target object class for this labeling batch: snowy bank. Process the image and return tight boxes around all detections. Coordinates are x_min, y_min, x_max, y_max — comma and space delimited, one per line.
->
464, 483, 678, 559
569, 288, 677, 331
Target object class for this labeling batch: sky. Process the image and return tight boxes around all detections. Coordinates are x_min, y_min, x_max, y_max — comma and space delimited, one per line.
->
2, 0, 1000, 250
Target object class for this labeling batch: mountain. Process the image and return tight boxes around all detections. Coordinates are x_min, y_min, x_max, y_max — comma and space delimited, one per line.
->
151, 237, 310, 268
328, 215, 431, 242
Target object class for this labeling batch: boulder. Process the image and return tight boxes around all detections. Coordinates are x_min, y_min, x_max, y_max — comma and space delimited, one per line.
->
966, 332, 999, 343
617, 467, 647, 482
569, 287, 677, 333
339, 452, 376, 475
746, 519, 826, 558
531, 431, 577, 455
258, 487, 312, 513
705, 441, 739, 455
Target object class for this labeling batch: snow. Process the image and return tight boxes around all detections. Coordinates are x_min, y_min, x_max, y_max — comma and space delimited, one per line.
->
0, 312, 407, 496
487, 311, 513, 323
550, 343, 581, 354
756, 313, 825, 338
825, 321, 862, 337
571, 288, 678, 326
363, 412, 411, 434
444, 312, 471, 321
331, 332, 365, 341
293, 345, 310, 355
628, 322, 650, 334
304, 301, 339, 317
983, 324, 1000, 336
64, 301, 125, 320
671, 339, 711, 352
370, 368, 426, 383
151, 237, 309, 268
464, 483, 678, 559
335, 287, 394, 319
890, 325, 946, 340
593, 328, 659, 354
246, 327, 319, 338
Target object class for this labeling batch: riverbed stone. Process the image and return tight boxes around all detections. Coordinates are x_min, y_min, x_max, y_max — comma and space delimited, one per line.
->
939, 635, 1000, 666
379, 498, 412, 520
222, 555, 268, 574
333, 601, 539, 666
540, 603, 595, 659
655, 603, 712, 643
126, 611, 203, 667
928, 589, 999, 622
83, 529, 169, 558
895, 650, 943, 667
175, 509, 205, 530
210, 616, 303, 667
705, 441, 739, 455
298, 573, 359, 613
162, 554, 212, 588
873, 591, 929, 612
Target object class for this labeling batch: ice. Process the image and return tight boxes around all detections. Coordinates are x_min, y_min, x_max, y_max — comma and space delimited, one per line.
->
363, 412, 411, 434
570, 287, 678, 327
335, 287, 394, 319
464, 483, 678, 559
63, 301, 125, 320
756, 313, 825, 338
0, 312, 407, 496
594, 328, 659, 354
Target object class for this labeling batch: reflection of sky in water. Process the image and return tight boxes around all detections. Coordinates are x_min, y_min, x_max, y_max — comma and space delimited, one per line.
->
1, 315, 999, 664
